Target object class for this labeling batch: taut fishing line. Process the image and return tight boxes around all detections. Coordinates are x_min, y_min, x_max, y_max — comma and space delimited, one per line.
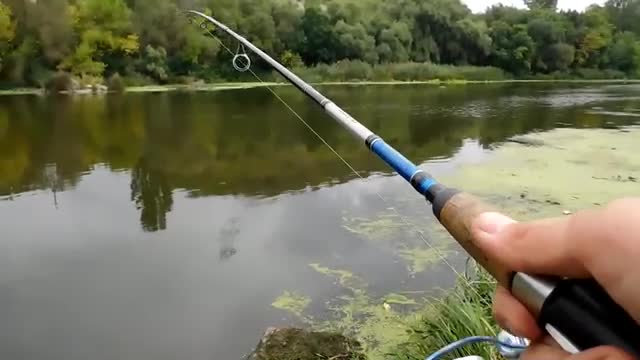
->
184, 11, 640, 359
191, 16, 472, 285
188, 14, 529, 360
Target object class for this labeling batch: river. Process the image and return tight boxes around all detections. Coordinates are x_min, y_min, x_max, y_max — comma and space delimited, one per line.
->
0, 83, 639, 360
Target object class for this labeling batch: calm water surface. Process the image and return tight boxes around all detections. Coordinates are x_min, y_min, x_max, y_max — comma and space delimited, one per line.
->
1, 84, 639, 360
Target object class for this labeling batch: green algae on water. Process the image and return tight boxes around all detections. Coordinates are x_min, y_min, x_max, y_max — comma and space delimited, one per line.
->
310, 263, 420, 360
383, 293, 418, 306
310, 263, 366, 290
445, 127, 640, 220
343, 213, 404, 242
342, 210, 453, 275
272, 291, 311, 317
398, 246, 451, 275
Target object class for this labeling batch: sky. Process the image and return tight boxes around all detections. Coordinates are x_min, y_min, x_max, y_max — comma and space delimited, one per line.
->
463, 0, 607, 13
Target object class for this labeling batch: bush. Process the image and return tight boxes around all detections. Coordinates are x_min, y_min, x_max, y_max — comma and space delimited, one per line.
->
377, 63, 507, 82
123, 72, 155, 87
78, 74, 104, 88
329, 60, 373, 81
44, 72, 75, 93
294, 62, 507, 83
573, 68, 627, 80
106, 73, 126, 93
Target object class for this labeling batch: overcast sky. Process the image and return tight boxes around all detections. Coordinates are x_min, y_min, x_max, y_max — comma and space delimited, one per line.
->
463, 0, 607, 13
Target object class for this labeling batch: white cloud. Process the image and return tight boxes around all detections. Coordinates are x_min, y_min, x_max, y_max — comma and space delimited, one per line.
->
463, 0, 607, 13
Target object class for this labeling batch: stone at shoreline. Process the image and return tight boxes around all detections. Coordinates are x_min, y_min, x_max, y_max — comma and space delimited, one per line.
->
249, 328, 366, 360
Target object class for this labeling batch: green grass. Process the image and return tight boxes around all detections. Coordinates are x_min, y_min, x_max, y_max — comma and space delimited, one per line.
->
3, 77, 640, 97
0, 88, 42, 96
391, 270, 500, 360
125, 82, 285, 93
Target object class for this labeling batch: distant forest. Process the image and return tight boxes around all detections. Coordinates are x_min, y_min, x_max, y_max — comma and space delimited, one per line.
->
0, 0, 639, 86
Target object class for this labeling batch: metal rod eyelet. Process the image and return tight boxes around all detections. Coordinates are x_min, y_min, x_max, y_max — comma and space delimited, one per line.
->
232, 54, 251, 72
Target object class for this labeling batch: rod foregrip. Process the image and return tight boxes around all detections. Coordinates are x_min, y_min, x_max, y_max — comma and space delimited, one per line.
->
429, 185, 513, 287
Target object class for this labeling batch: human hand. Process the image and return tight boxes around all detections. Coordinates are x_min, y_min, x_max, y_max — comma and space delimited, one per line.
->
471, 198, 640, 360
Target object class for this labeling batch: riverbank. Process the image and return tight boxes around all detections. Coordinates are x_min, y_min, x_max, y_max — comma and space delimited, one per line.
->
2, 78, 640, 96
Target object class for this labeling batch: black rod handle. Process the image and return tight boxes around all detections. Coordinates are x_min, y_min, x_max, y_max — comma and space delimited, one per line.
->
539, 278, 640, 357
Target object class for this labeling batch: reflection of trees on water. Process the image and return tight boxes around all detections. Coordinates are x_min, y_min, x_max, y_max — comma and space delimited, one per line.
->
1, 85, 639, 230
130, 158, 174, 232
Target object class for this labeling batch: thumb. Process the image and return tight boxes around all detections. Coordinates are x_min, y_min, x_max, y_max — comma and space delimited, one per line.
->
471, 212, 590, 278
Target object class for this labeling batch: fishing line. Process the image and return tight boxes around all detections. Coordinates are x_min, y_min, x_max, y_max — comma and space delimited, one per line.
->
185, 12, 640, 358
195, 21, 476, 288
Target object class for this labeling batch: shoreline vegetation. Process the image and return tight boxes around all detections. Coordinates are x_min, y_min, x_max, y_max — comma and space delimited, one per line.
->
2, 77, 640, 96
2, 0, 640, 95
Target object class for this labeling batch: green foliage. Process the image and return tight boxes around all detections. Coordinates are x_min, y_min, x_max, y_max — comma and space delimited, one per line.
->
139, 45, 169, 82
607, 32, 640, 75
296, 61, 507, 82
0, 3, 14, 44
281, 50, 303, 68
1, 0, 640, 87
106, 73, 125, 93
44, 72, 74, 93
391, 271, 499, 360
525, 0, 558, 10
490, 22, 534, 75
0, 3, 15, 72
544, 43, 576, 72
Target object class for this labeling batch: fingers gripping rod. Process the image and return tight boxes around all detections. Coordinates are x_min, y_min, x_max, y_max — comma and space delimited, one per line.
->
186, 10, 640, 357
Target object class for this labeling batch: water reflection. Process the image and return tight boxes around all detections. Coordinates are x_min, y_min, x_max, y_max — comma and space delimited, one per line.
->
131, 158, 174, 232
1, 84, 639, 360
0, 83, 638, 234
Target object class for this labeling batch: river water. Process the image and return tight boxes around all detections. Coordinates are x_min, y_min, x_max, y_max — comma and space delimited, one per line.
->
0, 83, 639, 360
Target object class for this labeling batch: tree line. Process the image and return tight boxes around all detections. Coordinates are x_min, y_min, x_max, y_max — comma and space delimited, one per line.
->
0, 0, 639, 87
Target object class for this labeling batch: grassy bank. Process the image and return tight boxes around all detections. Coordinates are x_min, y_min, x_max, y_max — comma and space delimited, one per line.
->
3, 61, 639, 96
391, 271, 499, 360
287, 61, 509, 82
3, 78, 640, 97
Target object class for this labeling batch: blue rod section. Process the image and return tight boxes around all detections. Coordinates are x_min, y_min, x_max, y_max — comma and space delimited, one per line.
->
369, 139, 437, 194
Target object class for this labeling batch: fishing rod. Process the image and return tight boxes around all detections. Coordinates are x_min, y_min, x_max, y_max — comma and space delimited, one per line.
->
186, 10, 640, 357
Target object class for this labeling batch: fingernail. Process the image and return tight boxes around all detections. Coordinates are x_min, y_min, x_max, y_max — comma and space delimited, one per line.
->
476, 212, 516, 235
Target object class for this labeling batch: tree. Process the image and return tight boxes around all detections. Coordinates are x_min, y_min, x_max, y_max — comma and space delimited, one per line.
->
0, 3, 15, 72
333, 20, 378, 63
60, 0, 139, 79
524, 0, 558, 10
139, 45, 170, 82
544, 43, 576, 71
605, 0, 640, 36
607, 31, 640, 74
1, 0, 640, 84
573, 6, 613, 67
527, 12, 569, 72
296, 7, 338, 65
490, 21, 535, 75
